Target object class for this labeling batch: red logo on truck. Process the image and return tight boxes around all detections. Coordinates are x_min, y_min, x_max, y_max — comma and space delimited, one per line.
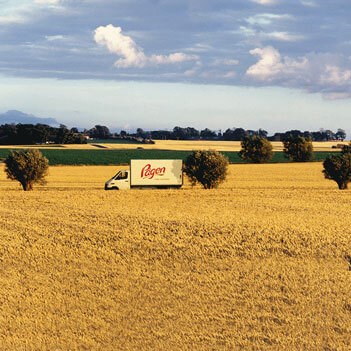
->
141, 164, 166, 179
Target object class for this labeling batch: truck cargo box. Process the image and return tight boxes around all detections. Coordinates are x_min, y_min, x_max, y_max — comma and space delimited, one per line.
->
130, 159, 183, 187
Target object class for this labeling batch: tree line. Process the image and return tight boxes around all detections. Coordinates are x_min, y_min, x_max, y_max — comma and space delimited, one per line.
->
0, 124, 87, 145
135, 126, 347, 141
0, 123, 347, 145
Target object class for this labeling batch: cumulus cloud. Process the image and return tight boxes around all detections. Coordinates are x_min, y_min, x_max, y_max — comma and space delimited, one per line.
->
94, 24, 198, 68
246, 46, 308, 80
247, 46, 351, 99
247, 46, 351, 86
320, 65, 351, 85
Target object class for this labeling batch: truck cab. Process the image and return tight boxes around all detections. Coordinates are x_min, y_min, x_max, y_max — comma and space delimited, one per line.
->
105, 170, 130, 190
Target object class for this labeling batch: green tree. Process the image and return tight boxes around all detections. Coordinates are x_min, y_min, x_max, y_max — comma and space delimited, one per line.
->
336, 128, 346, 141
88, 125, 111, 139
55, 124, 70, 144
184, 150, 228, 189
4, 149, 49, 191
323, 153, 351, 190
341, 143, 351, 155
239, 135, 273, 163
283, 136, 314, 162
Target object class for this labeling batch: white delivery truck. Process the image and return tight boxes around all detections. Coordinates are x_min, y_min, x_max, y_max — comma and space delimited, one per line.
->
105, 159, 183, 190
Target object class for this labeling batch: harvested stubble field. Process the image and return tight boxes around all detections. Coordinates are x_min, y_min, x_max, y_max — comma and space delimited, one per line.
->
86, 140, 348, 152
0, 163, 351, 350
0, 140, 347, 152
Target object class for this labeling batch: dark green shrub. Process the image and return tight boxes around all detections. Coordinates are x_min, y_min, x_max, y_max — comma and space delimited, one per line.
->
184, 150, 228, 189
323, 153, 351, 190
283, 136, 314, 162
239, 135, 273, 163
4, 149, 49, 191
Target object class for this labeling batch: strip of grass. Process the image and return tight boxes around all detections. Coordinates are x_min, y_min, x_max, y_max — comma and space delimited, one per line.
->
0, 148, 338, 165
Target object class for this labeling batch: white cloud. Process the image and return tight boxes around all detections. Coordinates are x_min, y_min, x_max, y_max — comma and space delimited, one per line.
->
251, 0, 278, 5
242, 13, 302, 43
0, 1, 64, 26
223, 71, 237, 79
199, 70, 237, 79
300, 0, 318, 7
212, 59, 240, 66
94, 24, 198, 68
240, 26, 304, 42
184, 69, 198, 77
151, 52, 196, 65
263, 31, 304, 42
320, 65, 351, 85
246, 13, 293, 26
94, 25, 146, 68
246, 46, 308, 80
45, 35, 65, 41
186, 43, 213, 53
247, 46, 351, 99
34, 0, 61, 4
239, 26, 256, 37
0, 14, 27, 25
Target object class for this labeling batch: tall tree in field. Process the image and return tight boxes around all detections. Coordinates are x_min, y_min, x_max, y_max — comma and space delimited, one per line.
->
283, 136, 314, 162
239, 135, 273, 163
184, 150, 228, 189
323, 153, 351, 189
4, 149, 49, 191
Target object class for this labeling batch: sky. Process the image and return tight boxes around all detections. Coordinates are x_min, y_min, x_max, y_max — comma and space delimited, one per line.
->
0, 0, 350, 134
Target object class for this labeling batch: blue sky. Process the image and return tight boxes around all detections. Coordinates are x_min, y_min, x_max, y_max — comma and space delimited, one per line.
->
0, 0, 350, 134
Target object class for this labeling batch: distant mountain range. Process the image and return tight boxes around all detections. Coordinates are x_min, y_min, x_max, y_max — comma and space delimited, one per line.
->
0, 110, 59, 126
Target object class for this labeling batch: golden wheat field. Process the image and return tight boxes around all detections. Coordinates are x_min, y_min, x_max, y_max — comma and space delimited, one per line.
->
0, 163, 351, 350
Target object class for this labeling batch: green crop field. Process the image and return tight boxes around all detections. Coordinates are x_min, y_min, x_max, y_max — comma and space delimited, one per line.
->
0, 148, 336, 165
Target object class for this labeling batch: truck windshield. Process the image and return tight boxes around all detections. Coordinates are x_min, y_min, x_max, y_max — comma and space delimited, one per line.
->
115, 171, 128, 180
